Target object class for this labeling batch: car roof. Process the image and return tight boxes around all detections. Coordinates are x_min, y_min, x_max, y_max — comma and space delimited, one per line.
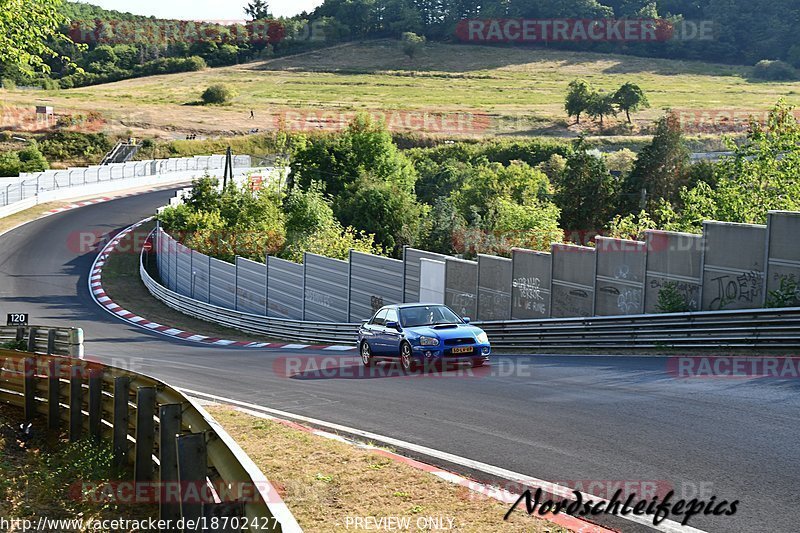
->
387, 303, 449, 310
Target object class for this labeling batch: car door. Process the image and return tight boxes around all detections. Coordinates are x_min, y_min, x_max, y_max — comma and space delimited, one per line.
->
366, 309, 388, 354
381, 308, 403, 356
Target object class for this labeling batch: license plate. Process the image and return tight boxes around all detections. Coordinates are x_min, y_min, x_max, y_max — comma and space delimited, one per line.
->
451, 346, 473, 354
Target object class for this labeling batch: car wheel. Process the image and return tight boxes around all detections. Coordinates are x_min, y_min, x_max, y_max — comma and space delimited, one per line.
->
471, 358, 485, 368
360, 341, 374, 367
400, 342, 416, 372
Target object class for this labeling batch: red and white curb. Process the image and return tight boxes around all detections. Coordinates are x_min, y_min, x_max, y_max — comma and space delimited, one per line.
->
89, 219, 356, 351
187, 390, 617, 533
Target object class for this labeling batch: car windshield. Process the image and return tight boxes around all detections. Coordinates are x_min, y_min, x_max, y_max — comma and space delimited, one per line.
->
399, 306, 463, 327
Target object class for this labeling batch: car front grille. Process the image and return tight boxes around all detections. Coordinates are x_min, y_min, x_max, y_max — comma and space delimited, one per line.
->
444, 338, 474, 346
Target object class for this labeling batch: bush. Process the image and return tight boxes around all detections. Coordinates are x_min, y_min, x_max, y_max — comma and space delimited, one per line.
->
18, 145, 49, 172
1, 78, 16, 90
0, 152, 22, 177
752, 60, 798, 81
656, 282, 692, 313
201, 83, 236, 105
766, 277, 800, 308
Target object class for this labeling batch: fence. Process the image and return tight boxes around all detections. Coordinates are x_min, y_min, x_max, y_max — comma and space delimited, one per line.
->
142, 230, 800, 349
0, 325, 83, 357
0, 345, 301, 532
151, 206, 800, 324
0, 154, 255, 219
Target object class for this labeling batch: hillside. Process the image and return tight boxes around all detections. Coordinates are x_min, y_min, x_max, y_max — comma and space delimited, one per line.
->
3, 40, 799, 138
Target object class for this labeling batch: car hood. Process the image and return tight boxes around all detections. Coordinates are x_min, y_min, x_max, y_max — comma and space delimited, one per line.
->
405, 324, 483, 339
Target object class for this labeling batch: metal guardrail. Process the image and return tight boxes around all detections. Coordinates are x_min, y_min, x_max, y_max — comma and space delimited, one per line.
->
0, 325, 83, 357
0, 348, 301, 532
140, 230, 800, 349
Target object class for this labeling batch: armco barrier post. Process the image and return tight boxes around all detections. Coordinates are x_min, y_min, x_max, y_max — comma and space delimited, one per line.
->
26, 327, 37, 352
88, 369, 103, 439
159, 404, 183, 524
112, 376, 130, 467
48, 360, 60, 430
69, 365, 83, 441
46, 329, 56, 355
24, 357, 36, 421
177, 432, 208, 525
69, 328, 84, 358
134, 387, 156, 483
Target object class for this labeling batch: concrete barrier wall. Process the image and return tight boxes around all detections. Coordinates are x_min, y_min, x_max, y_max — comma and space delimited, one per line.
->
236, 257, 267, 315
551, 244, 596, 318
595, 237, 646, 316
348, 251, 404, 322
644, 230, 702, 313
192, 250, 211, 303
403, 248, 448, 303
477, 254, 512, 321
267, 256, 304, 320
303, 253, 349, 322
510, 249, 551, 319
419, 259, 445, 304
175, 243, 193, 297
445, 257, 478, 319
701, 221, 767, 311
209, 257, 237, 310
765, 211, 800, 307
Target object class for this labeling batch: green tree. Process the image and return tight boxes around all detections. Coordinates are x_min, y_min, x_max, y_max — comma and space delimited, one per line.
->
201, 84, 237, 105
565, 79, 593, 124
0, 0, 78, 74
401, 31, 425, 59
586, 91, 617, 126
18, 144, 48, 172
613, 82, 650, 123
0, 151, 21, 177
291, 113, 417, 198
622, 113, 690, 213
335, 174, 428, 257
244, 0, 271, 20
555, 138, 619, 233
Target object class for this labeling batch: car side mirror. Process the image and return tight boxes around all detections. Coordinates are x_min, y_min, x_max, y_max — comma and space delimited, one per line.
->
385, 320, 401, 330
463, 317, 471, 324
361, 319, 369, 326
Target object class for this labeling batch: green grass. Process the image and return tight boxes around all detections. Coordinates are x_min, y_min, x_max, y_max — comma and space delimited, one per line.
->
3, 40, 798, 139
0, 403, 155, 527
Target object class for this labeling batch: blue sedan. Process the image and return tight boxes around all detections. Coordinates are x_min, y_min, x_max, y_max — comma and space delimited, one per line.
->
358, 304, 491, 371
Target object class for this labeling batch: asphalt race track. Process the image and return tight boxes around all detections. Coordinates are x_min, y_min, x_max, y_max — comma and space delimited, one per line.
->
1, 188, 798, 533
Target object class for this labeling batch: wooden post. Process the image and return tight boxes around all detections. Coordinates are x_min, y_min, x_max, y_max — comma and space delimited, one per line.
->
88, 369, 103, 439
134, 387, 156, 483
23, 357, 36, 421
26, 327, 37, 352
112, 377, 130, 467
47, 360, 60, 430
159, 404, 183, 524
177, 432, 207, 527
69, 364, 83, 441
46, 329, 56, 355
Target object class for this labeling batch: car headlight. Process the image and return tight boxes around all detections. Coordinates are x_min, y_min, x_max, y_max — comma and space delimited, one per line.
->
419, 336, 440, 346
476, 332, 489, 344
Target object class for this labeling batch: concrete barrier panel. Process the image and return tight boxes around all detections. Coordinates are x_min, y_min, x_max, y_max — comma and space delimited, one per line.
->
595, 237, 646, 316
551, 244, 596, 318
477, 254, 512, 321
419, 259, 445, 304
765, 211, 800, 307
304, 253, 349, 322
511, 249, 551, 319
404, 247, 447, 303
701, 222, 767, 310
267, 256, 303, 319
445, 257, 478, 319
644, 230, 702, 313
236, 257, 267, 315
209, 258, 236, 310
192, 250, 211, 303
349, 251, 404, 322
175, 243, 193, 297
